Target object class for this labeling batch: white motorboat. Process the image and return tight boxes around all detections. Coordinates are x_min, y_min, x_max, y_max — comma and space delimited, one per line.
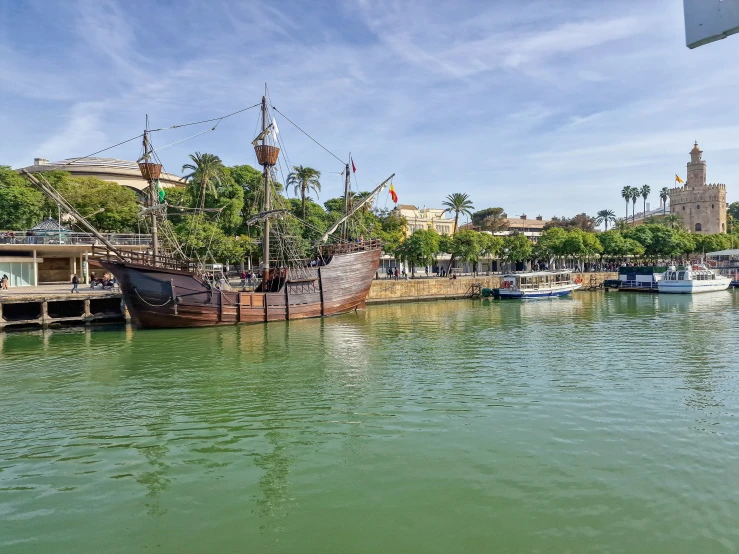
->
657, 265, 731, 294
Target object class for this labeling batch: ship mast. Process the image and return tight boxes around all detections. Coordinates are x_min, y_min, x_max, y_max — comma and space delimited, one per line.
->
138, 117, 162, 263
261, 96, 270, 271
142, 130, 159, 261
253, 93, 281, 275
342, 158, 350, 241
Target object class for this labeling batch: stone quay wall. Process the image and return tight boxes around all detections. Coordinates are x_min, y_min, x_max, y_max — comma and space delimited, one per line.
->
367, 273, 617, 304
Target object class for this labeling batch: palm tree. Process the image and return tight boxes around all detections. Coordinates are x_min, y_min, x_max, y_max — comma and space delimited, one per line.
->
181, 152, 225, 211
621, 186, 632, 221
595, 209, 616, 231
441, 193, 475, 234
640, 184, 651, 217
660, 187, 670, 214
286, 165, 321, 219
630, 187, 639, 224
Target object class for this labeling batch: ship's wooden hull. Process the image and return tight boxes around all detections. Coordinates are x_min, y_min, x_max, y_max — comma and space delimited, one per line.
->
100, 248, 381, 329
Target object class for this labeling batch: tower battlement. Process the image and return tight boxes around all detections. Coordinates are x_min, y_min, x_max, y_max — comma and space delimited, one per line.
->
668, 143, 727, 234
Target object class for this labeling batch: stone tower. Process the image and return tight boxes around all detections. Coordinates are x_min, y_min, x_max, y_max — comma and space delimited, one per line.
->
669, 142, 726, 234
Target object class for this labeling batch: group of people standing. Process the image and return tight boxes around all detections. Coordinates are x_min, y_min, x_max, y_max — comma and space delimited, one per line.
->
240, 269, 257, 290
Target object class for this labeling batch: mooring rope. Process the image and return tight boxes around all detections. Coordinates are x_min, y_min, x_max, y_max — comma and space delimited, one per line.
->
134, 287, 172, 307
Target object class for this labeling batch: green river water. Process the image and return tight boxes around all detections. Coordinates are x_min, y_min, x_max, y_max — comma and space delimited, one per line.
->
2, 291, 739, 553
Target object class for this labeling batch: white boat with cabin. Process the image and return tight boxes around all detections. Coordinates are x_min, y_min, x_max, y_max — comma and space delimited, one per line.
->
657, 265, 730, 294
492, 270, 582, 299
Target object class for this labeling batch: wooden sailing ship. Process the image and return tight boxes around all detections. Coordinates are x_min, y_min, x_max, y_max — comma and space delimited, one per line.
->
24, 95, 393, 329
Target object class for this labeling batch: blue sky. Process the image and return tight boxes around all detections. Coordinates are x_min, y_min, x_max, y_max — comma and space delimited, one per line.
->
2, 0, 739, 223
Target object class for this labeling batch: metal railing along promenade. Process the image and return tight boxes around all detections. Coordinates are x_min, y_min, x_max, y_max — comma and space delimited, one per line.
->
0, 232, 152, 247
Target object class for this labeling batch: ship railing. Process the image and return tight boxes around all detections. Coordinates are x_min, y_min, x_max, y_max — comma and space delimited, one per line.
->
322, 239, 382, 256
100, 250, 197, 272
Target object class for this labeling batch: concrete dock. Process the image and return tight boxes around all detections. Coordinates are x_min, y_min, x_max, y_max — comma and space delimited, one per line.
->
0, 285, 127, 330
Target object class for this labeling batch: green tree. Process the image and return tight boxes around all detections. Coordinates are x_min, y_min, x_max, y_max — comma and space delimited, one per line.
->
534, 227, 567, 264
595, 209, 616, 231
442, 193, 474, 234
623, 224, 654, 253
660, 187, 670, 215
450, 229, 482, 272
230, 164, 270, 217
40, 171, 140, 232
640, 184, 651, 216
395, 229, 440, 276
375, 211, 407, 254
694, 233, 731, 254
623, 238, 645, 258
175, 215, 254, 264
181, 152, 226, 211
502, 233, 532, 265
630, 187, 639, 223
0, 167, 45, 229
621, 186, 632, 221
598, 230, 627, 258
287, 165, 321, 220
471, 207, 508, 232
479, 233, 504, 261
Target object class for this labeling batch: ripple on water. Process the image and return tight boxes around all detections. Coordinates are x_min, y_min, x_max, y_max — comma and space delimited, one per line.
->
2, 293, 739, 552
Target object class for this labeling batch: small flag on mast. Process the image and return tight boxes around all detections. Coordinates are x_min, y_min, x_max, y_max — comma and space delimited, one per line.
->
389, 184, 398, 203
351, 157, 356, 173
675, 174, 684, 184
271, 118, 279, 142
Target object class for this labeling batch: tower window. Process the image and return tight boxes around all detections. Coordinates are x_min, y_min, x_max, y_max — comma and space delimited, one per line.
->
722, 223, 725, 231
695, 223, 702, 232
683, 206, 685, 211
712, 204, 715, 209
696, 204, 700, 209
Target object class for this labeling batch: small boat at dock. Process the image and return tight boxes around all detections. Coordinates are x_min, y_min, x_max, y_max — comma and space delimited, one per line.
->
488, 270, 582, 299
603, 266, 668, 292
657, 265, 731, 294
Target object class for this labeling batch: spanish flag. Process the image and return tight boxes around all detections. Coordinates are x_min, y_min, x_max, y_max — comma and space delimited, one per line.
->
675, 174, 684, 184
389, 184, 398, 203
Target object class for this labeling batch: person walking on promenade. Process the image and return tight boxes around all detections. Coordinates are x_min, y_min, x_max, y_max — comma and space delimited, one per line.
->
394, 268, 399, 281
240, 269, 247, 289
1, 274, 8, 290
71, 274, 80, 293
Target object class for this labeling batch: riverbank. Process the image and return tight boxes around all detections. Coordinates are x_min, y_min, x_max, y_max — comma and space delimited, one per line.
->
0, 273, 619, 330
366, 273, 617, 304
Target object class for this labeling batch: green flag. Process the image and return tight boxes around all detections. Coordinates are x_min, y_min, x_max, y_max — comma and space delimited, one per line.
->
156, 180, 166, 202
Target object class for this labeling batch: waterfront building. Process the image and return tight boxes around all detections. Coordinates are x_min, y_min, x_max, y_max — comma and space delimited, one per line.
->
18, 157, 184, 196
392, 205, 456, 237
0, 219, 150, 287
669, 142, 727, 234
459, 214, 549, 242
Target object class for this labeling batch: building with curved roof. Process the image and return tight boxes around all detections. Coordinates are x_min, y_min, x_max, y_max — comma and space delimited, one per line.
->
18, 157, 184, 193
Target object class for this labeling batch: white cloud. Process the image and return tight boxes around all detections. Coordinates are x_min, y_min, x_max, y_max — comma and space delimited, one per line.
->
3, 0, 739, 216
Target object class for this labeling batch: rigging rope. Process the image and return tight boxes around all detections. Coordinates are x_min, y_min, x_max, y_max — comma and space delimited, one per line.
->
59, 133, 144, 166
149, 103, 260, 132
269, 105, 345, 166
